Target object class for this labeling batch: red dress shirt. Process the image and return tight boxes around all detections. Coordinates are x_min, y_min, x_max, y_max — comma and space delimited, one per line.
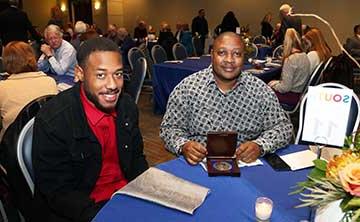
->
80, 85, 127, 203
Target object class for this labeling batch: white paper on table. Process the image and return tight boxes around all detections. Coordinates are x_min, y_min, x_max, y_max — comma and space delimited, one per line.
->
113, 167, 210, 215
57, 83, 72, 91
246, 69, 265, 74
265, 62, 281, 67
199, 158, 263, 172
279, 150, 317, 171
164, 60, 183, 64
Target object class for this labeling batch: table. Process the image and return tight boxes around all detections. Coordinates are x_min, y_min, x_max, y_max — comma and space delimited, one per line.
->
93, 145, 312, 222
152, 56, 281, 114
48, 74, 75, 86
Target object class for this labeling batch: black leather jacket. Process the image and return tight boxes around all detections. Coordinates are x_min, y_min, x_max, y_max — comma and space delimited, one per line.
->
32, 83, 148, 222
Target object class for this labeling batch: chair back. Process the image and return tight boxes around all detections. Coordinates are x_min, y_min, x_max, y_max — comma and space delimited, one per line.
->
0, 94, 54, 220
272, 45, 283, 58
172, 43, 188, 60
244, 43, 258, 61
295, 83, 360, 145
138, 43, 154, 81
253, 35, 267, 45
192, 36, 203, 56
128, 47, 145, 71
151, 45, 167, 64
17, 117, 35, 195
126, 57, 147, 104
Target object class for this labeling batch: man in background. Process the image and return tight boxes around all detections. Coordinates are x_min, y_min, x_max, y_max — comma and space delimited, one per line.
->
37, 24, 77, 76
344, 24, 360, 58
160, 32, 292, 165
275, 3, 302, 47
191, 8, 209, 55
0, 0, 41, 46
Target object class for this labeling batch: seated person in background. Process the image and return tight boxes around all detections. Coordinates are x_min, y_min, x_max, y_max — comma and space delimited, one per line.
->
158, 22, 177, 60
344, 24, 360, 58
133, 20, 148, 44
303, 28, 331, 73
105, 24, 121, 46
0, 41, 57, 140
160, 32, 292, 165
37, 24, 77, 76
118, 27, 136, 69
268, 28, 310, 107
32, 37, 148, 221
71, 20, 87, 51
147, 25, 157, 42
180, 23, 193, 56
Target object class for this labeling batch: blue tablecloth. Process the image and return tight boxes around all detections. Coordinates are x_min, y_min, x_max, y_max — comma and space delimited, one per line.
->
93, 145, 312, 222
48, 74, 75, 86
152, 56, 281, 114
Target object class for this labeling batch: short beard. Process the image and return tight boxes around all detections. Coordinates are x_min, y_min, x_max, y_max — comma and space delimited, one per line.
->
83, 83, 120, 113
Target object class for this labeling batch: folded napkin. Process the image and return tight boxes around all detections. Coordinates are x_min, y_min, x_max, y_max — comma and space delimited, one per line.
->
246, 69, 265, 74
265, 62, 281, 67
164, 60, 183, 64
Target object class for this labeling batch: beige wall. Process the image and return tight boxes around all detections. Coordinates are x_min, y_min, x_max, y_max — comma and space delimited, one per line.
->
92, 0, 108, 32
23, 0, 359, 54
121, 0, 359, 54
23, 0, 57, 31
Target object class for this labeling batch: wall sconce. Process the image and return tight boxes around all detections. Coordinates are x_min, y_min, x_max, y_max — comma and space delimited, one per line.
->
94, 1, 101, 10
60, 2, 66, 12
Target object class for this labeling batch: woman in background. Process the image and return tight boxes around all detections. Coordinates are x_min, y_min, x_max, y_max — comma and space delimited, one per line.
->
0, 41, 57, 140
268, 28, 310, 107
261, 13, 273, 40
303, 28, 332, 73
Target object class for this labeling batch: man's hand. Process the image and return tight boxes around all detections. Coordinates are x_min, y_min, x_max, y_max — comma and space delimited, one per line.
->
235, 141, 261, 163
40, 44, 53, 57
181, 141, 207, 165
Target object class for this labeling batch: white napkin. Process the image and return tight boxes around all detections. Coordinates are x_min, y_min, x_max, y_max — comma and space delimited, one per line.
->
164, 60, 183, 64
199, 158, 263, 172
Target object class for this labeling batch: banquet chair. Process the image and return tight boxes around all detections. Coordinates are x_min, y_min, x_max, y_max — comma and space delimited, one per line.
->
0, 95, 54, 221
17, 117, 35, 195
253, 35, 267, 45
281, 59, 329, 114
172, 43, 188, 60
244, 43, 258, 61
124, 57, 147, 104
128, 47, 146, 71
295, 83, 360, 145
272, 45, 283, 58
151, 45, 167, 64
192, 36, 203, 56
138, 43, 154, 86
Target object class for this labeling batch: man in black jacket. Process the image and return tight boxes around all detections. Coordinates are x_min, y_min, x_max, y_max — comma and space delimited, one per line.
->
32, 37, 148, 222
275, 3, 302, 47
0, 0, 41, 46
191, 9, 209, 55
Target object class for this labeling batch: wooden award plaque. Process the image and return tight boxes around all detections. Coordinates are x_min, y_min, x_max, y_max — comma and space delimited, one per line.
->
206, 132, 240, 177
